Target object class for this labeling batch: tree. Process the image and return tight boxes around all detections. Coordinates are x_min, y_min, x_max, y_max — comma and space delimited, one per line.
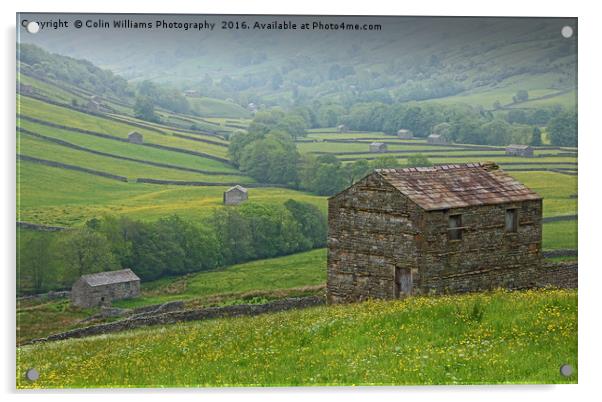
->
513, 90, 529, 103
342, 159, 371, 185
405, 154, 432, 168
284, 199, 328, 248
55, 228, 118, 285
530, 126, 543, 146
19, 235, 54, 293
480, 119, 512, 146
371, 156, 401, 170
134, 96, 159, 123
548, 111, 577, 147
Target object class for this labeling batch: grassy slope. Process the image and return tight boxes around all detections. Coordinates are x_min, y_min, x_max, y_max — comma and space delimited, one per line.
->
187, 97, 251, 118
18, 135, 250, 183
18, 97, 230, 158
19, 120, 235, 173
17, 160, 326, 226
115, 249, 326, 308
17, 289, 577, 387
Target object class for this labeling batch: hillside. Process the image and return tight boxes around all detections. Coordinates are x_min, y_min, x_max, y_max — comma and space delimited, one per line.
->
21, 16, 576, 110
17, 289, 577, 388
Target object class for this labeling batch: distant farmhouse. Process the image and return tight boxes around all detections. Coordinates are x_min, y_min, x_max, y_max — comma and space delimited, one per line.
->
506, 144, 534, 158
337, 124, 348, 133
397, 129, 413, 139
183, 89, 200, 97
86, 100, 101, 112
128, 131, 143, 144
223, 185, 248, 205
71, 269, 140, 308
427, 134, 448, 145
369, 142, 388, 153
247, 102, 258, 113
327, 162, 544, 303
19, 83, 35, 95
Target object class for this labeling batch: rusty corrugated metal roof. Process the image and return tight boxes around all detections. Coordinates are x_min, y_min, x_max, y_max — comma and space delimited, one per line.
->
375, 162, 541, 210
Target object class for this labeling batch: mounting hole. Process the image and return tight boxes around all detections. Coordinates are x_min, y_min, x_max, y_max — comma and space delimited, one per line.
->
25, 368, 39, 381
561, 26, 573, 39
26, 21, 40, 34
560, 363, 573, 377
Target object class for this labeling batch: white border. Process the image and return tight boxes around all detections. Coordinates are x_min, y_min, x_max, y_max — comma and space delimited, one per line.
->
2, 1, 600, 401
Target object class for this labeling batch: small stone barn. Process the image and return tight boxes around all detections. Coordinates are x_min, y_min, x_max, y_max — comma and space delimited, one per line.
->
327, 162, 543, 303
223, 185, 248, 205
397, 129, 413, 139
369, 142, 388, 153
506, 144, 534, 157
71, 269, 140, 308
128, 131, 143, 144
337, 124, 348, 133
427, 134, 448, 145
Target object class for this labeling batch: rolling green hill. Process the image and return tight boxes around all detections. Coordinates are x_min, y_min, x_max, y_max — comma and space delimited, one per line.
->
22, 16, 576, 110
17, 288, 577, 387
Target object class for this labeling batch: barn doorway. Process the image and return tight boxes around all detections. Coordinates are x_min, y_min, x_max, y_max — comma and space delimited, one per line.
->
394, 267, 413, 298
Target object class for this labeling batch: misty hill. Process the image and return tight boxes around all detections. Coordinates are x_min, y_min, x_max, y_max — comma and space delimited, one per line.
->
20, 15, 576, 109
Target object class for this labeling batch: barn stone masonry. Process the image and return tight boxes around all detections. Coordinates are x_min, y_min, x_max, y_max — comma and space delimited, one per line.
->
326, 162, 566, 304
71, 269, 140, 308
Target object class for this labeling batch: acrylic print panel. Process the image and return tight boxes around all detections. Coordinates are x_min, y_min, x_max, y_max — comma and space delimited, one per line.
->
16, 13, 577, 388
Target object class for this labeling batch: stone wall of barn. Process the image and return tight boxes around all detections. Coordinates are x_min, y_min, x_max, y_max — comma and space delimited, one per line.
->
416, 199, 543, 294
224, 190, 248, 205
71, 280, 140, 308
327, 174, 424, 303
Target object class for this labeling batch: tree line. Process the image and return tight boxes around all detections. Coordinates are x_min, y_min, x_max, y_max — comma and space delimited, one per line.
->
18, 199, 326, 294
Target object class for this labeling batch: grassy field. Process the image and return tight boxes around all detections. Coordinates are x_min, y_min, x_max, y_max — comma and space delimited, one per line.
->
17, 160, 326, 226
18, 135, 249, 183
17, 289, 577, 387
19, 120, 235, 173
187, 97, 251, 118
115, 248, 327, 308
18, 97, 230, 158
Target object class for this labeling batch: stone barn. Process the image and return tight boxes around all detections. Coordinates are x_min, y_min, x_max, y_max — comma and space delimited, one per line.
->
506, 144, 534, 157
223, 185, 248, 205
369, 142, 388, 153
327, 162, 543, 303
427, 134, 448, 145
128, 131, 143, 144
397, 129, 413, 139
71, 269, 140, 308
337, 124, 348, 133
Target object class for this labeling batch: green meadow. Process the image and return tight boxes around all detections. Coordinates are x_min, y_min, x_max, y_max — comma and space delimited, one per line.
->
17, 160, 326, 226
17, 289, 577, 388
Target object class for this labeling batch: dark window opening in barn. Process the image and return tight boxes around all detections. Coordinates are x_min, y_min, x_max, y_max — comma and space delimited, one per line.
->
448, 214, 463, 240
505, 208, 518, 232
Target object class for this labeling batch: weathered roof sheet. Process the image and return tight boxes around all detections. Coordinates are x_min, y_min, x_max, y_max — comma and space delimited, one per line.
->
375, 162, 541, 211
428, 134, 441, 138
370, 142, 386, 146
80, 269, 140, 287
226, 184, 248, 193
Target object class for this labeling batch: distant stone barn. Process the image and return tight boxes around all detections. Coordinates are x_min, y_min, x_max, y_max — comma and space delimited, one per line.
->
369, 142, 388, 153
337, 124, 348, 133
506, 144, 534, 157
223, 185, 248, 205
427, 134, 448, 145
128, 131, 143, 144
71, 269, 140, 308
327, 162, 543, 303
397, 129, 413, 139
